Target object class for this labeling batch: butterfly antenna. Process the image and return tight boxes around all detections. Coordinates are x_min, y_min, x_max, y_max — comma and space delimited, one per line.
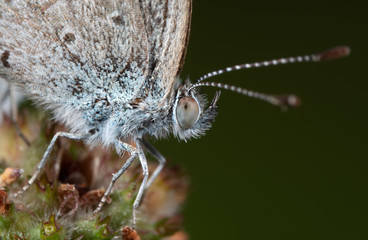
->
191, 81, 301, 108
194, 46, 350, 83
189, 46, 350, 108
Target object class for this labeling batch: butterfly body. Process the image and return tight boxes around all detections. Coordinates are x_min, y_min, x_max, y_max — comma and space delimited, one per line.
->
0, 0, 222, 226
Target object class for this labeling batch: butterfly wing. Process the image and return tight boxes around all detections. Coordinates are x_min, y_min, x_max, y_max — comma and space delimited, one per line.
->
0, 0, 151, 106
138, 0, 192, 102
0, 0, 191, 113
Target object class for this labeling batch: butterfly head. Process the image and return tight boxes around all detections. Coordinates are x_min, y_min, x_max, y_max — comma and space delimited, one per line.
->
171, 79, 220, 141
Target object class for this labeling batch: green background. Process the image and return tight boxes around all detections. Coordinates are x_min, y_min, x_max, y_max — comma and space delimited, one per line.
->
153, 0, 367, 239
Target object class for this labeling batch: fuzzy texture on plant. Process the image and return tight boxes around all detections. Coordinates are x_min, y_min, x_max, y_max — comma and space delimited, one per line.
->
0, 104, 189, 240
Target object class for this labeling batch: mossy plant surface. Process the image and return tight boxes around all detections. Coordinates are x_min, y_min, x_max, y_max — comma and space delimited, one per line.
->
0, 106, 189, 240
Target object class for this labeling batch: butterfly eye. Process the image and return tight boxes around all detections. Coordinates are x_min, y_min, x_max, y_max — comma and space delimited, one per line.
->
176, 97, 200, 129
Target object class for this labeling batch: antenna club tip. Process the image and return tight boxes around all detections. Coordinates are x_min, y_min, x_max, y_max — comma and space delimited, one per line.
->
272, 95, 301, 107
315, 46, 351, 62
287, 95, 302, 107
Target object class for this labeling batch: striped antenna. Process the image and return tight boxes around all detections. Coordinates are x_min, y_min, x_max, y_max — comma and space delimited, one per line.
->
194, 46, 350, 84
191, 82, 301, 108
189, 46, 350, 108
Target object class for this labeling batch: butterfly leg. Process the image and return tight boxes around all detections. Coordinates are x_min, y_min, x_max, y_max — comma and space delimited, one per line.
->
13, 132, 89, 197
132, 138, 149, 229
0, 79, 10, 113
0, 80, 29, 146
93, 141, 138, 214
94, 139, 149, 228
9, 85, 30, 146
141, 139, 166, 189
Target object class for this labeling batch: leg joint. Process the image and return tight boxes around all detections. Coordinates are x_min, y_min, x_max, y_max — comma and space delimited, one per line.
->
142, 169, 149, 177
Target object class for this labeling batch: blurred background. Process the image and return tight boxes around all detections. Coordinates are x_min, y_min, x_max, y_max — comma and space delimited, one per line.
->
153, 0, 368, 239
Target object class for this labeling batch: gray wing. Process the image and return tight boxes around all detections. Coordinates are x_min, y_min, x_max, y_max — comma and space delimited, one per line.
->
138, 0, 192, 102
0, 0, 150, 106
0, 0, 192, 107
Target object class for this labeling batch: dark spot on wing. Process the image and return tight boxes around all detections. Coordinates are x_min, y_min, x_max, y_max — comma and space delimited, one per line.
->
63, 33, 76, 43
1, 51, 10, 68
112, 16, 125, 26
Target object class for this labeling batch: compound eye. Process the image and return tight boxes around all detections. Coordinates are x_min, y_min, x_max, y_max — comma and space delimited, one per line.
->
176, 97, 200, 129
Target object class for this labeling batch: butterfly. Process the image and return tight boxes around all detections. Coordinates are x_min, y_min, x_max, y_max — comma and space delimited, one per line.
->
0, 0, 349, 228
